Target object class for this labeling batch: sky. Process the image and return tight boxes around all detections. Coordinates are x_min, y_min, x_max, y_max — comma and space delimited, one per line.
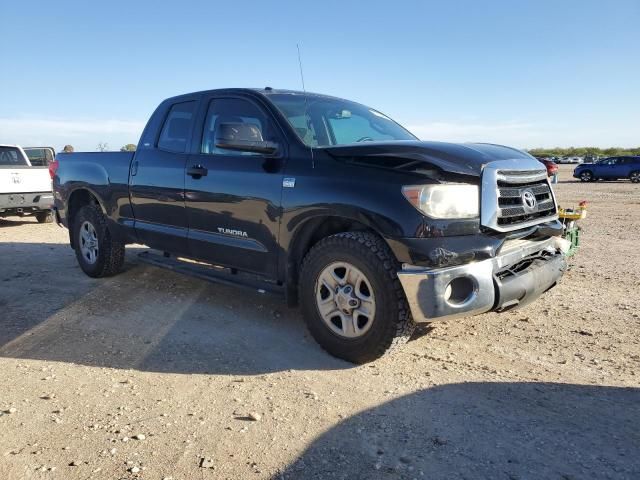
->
1, 0, 638, 151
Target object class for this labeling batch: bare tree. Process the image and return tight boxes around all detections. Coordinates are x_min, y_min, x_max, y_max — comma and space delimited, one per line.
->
97, 142, 109, 152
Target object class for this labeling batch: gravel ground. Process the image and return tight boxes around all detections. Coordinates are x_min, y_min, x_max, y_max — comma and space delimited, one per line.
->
0, 165, 638, 480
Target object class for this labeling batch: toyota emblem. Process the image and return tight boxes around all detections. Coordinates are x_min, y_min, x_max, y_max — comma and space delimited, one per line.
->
521, 190, 537, 212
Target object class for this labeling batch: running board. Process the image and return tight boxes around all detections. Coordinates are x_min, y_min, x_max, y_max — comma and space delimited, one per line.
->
137, 251, 284, 296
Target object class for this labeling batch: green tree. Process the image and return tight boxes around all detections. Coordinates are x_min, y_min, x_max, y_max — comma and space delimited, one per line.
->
528, 146, 640, 158
120, 144, 137, 152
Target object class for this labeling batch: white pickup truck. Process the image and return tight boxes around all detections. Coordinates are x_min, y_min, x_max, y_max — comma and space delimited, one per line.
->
0, 144, 54, 223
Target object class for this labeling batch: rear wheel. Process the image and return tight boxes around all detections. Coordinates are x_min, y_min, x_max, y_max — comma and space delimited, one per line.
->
299, 232, 415, 364
630, 171, 640, 183
35, 211, 53, 223
580, 170, 593, 182
72, 204, 125, 278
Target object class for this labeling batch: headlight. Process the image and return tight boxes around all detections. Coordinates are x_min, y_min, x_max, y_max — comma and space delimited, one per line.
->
402, 184, 479, 219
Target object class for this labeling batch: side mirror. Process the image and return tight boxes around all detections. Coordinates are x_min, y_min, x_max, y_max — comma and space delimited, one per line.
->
214, 122, 279, 155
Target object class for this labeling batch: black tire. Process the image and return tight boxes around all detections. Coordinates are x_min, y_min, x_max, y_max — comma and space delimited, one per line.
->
630, 171, 640, 184
35, 211, 53, 223
299, 232, 415, 363
579, 170, 593, 182
72, 204, 125, 278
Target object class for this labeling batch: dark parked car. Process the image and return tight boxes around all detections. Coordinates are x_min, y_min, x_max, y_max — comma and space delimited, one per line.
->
573, 156, 640, 183
52, 88, 566, 363
24, 146, 56, 166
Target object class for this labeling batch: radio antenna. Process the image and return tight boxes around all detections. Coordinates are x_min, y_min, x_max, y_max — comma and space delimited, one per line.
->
297, 43, 314, 168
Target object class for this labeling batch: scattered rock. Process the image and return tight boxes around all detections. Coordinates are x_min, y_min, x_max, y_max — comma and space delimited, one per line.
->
432, 436, 448, 446
572, 329, 594, 336
200, 457, 215, 468
248, 412, 262, 422
133, 434, 146, 440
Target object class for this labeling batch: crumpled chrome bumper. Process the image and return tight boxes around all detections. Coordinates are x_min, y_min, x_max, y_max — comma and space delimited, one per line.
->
397, 237, 568, 322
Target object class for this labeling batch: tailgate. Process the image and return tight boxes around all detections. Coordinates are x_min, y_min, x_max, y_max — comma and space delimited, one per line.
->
0, 167, 52, 194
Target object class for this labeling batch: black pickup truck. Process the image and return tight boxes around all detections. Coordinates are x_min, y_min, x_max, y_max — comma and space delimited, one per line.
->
52, 88, 567, 363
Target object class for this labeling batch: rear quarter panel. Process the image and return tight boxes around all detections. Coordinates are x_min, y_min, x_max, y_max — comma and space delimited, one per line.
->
54, 151, 135, 227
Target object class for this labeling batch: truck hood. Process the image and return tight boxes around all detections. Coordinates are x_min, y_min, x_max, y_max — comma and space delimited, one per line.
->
322, 141, 538, 177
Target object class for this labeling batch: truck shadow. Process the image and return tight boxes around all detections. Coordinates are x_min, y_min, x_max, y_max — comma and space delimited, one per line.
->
275, 382, 640, 479
0, 217, 38, 227
0, 242, 358, 374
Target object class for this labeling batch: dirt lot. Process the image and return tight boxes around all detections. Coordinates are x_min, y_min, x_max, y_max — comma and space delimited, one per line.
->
1, 165, 638, 480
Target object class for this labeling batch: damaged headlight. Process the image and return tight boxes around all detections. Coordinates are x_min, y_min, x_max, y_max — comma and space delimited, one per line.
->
402, 184, 479, 219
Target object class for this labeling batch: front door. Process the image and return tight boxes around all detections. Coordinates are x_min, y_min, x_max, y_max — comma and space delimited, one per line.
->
598, 157, 621, 179
184, 95, 285, 278
129, 99, 197, 254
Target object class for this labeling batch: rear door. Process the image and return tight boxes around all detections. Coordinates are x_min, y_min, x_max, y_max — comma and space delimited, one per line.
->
129, 99, 198, 254
618, 157, 637, 178
184, 95, 285, 278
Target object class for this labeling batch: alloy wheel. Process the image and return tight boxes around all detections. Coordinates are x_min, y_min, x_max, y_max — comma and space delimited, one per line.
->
79, 221, 99, 264
315, 262, 376, 338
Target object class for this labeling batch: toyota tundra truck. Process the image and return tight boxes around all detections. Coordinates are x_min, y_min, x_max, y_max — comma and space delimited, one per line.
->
52, 88, 567, 363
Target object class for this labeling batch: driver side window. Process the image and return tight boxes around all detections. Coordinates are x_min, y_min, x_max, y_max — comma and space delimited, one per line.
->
201, 98, 274, 156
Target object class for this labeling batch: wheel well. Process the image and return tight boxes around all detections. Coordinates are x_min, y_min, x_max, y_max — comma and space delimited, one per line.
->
285, 216, 384, 306
67, 189, 100, 248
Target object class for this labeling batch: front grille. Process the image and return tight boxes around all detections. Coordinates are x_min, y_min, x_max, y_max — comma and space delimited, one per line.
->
480, 160, 558, 232
496, 180, 556, 227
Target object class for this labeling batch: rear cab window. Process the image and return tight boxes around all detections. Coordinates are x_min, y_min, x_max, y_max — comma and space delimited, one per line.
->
157, 101, 197, 153
0, 146, 28, 167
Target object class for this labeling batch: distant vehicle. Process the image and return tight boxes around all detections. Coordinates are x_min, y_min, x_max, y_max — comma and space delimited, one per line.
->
0, 144, 54, 222
24, 147, 56, 166
51, 87, 566, 363
535, 157, 559, 177
573, 156, 640, 183
565, 156, 583, 164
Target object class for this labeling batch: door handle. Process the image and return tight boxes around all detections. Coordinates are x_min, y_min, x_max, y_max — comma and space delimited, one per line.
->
187, 165, 208, 178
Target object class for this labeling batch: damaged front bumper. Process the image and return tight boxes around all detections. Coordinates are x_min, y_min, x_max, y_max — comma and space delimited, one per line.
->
397, 237, 568, 322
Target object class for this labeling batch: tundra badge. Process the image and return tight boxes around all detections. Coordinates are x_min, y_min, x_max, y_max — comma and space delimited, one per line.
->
217, 227, 248, 238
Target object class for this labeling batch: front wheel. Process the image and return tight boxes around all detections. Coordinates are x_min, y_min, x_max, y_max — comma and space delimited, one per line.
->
72, 204, 125, 278
299, 232, 415, 363
630, 171, 640, 183
580, 171, 593, 182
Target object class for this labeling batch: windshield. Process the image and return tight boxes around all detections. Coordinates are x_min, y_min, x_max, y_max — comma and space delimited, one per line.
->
0, 147, 28, 166
267, 93, 417, 147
